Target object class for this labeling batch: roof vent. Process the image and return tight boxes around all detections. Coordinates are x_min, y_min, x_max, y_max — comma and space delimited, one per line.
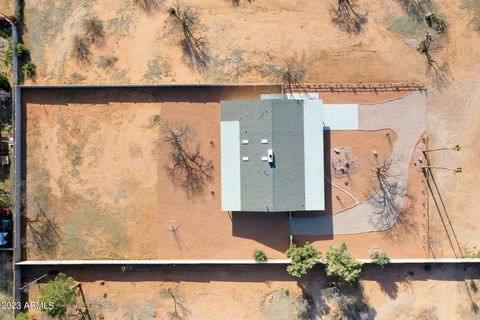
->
242, 139, 249, 145
242, 156, 249, 161
267, 149, 274, 163
261, 139, 268, 144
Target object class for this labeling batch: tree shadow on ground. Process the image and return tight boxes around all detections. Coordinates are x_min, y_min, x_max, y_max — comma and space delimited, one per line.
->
162, 123, 214, 198
135, 0, 164, 16
396, 0, 434, 21
330, 0, 368, 34
167, 5, 211, 73
23, 197, 61, 259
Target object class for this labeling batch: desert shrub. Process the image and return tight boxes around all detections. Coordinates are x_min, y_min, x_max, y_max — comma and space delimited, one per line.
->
461, 0, 480, 30
463, 248, 480, 258
0, 73, 10, 91
97, 55, 118, 70
286, 243, 321, 278
144, 56, 174, 81
2, 38, 13, 66
325, 242, 362, 282
370, 250, 390, 268
425, 13, 447, 34
72, 35, 90, 62
69, 72, 86, 84
253, 249, 267, 263
15, 43, 28, 58
84, 17, 105, 44
40, 273, 77, 318
22, 62, 36, 78
15, 312, 30, 320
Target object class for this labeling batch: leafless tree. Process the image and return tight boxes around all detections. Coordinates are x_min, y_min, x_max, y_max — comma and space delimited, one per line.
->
22, 196, 61, 257
330, 0, 367, 34
166, 4, 210, 72
418, 33, 453, 88
263, 55, 307, 93
163, 124, 213, 195
72, 36, 91, 63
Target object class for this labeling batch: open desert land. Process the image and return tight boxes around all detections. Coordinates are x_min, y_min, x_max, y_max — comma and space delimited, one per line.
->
21, 264, 480, 320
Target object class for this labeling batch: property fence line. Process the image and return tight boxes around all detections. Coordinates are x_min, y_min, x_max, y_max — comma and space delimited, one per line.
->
15, 258, 480, 266
15, 82, 426, 92
292, 82, 426, 93
12, 10, 22, 317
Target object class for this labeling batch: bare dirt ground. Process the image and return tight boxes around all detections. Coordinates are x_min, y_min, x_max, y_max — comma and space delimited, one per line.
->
18, 0, 480, 259
21, 264, 480, 320
23, 86, 431, 260
330, 129, 397, 214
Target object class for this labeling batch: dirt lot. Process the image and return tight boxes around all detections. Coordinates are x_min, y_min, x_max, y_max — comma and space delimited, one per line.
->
21, 86, 433, 260
21, 263, 480, 320
18, 0, 480, 260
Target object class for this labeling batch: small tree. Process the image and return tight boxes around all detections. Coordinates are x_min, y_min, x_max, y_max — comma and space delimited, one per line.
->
370, 250, 390, 268
286, 243, 321, 278
253, 249, 267, 263
0, 73, 10, 91
15, 312, 30, 320
23, 62, 36, 78
40, 273, 77, 318
325, 242, 362, 282
15, 43, 28, 58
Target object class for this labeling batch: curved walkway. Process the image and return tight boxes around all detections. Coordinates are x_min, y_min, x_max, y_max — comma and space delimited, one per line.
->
291, 91, 427, 235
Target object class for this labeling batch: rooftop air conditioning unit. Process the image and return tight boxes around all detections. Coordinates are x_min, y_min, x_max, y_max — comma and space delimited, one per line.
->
267, 149, 273, 163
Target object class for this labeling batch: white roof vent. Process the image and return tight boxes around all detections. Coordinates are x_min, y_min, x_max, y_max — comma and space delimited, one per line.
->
242, 156, 249, 161
242, 139, 249, 145
261, 139, 268, 144
267, 149, 274, 163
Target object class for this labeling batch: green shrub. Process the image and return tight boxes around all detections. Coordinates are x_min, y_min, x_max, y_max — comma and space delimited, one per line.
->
15, 43, 28, 58
40, 273, 77, 318
286, 243, 321, 278
0, 73, 10, 92
253, 249, 267, 263
325, 242, 362, 282
370, 251, 390, 268
425, 13, 448, 34
15, 312, 30, 320
23, 62, 36, 78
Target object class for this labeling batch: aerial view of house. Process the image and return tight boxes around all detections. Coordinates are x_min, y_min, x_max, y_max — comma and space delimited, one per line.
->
0, 0, 479, 319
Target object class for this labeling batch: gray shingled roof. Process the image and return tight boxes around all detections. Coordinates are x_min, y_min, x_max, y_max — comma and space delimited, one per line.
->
221, 99, 307, 212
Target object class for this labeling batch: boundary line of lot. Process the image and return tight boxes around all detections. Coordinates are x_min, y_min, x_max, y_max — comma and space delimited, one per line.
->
11, 83, 427, 314
14, 258, 480, 266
